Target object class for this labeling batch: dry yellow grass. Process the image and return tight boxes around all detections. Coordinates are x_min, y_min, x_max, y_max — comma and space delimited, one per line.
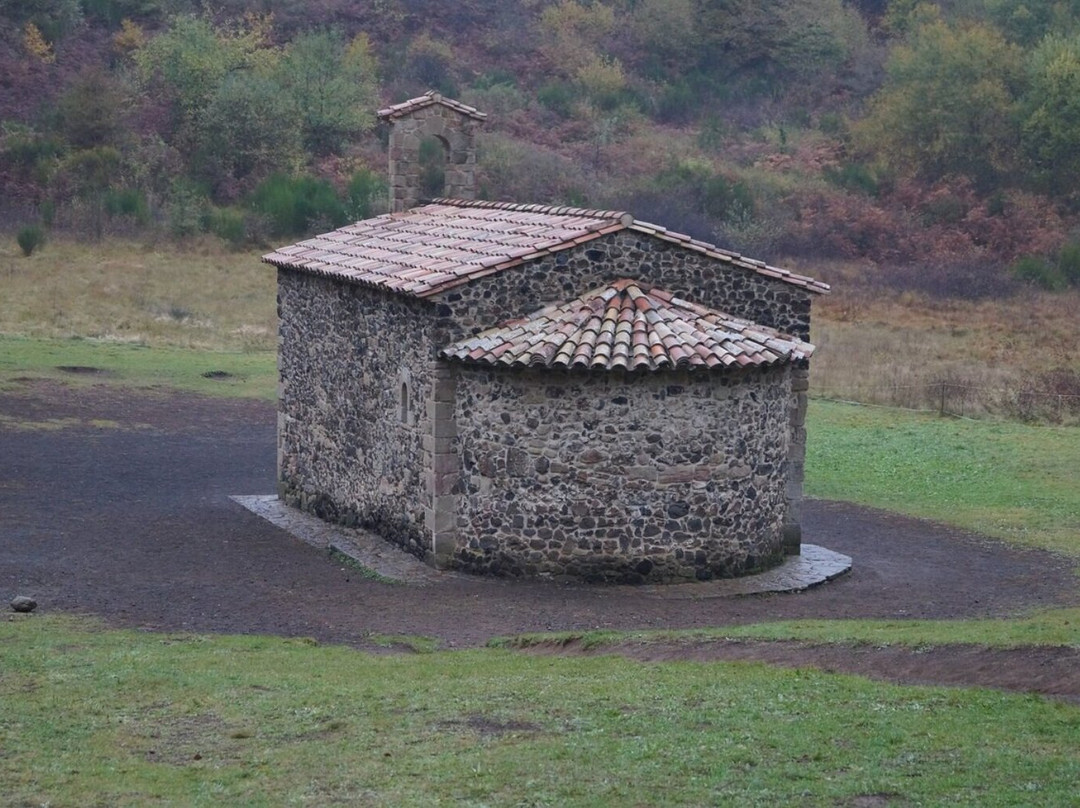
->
4, 236, 1078, 420
0, 237, 276, 351
806, 266, 1080, 420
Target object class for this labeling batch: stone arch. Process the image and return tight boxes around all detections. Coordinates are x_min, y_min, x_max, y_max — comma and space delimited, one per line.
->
418, 133, 449, 200
381, 93, 483, 212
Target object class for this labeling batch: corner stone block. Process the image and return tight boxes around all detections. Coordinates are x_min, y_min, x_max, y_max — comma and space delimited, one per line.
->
426, 502, 458, 534
427, 399, 455, 421
781, 522, 801, 555
431, 530, 458, 567
432, 451, 459, 477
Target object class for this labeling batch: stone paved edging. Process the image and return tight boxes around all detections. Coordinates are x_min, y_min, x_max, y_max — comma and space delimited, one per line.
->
231, 495, 851, 595
636, 543, 851, 600
231, 495, 458, 586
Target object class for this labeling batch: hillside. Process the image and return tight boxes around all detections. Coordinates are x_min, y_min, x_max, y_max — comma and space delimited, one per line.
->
3, 1, 1080, 285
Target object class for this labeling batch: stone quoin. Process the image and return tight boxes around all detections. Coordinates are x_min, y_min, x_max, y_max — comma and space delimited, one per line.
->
265, 93, 828, 583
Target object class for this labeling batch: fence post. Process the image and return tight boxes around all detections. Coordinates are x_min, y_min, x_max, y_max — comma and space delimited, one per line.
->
939, 381, 946, 417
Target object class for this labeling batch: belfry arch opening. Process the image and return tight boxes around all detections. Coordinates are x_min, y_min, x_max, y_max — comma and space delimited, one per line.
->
419, 135, 449, 200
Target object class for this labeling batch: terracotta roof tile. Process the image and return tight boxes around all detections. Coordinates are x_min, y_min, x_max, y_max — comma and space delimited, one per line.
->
377, 91, 487, 121
441, 280, 815, 372
264, 198, 829, 298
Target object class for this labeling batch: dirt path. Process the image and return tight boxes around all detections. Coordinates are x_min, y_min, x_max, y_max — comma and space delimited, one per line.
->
2, 380, 1077, 696
522, 639, 1080, 702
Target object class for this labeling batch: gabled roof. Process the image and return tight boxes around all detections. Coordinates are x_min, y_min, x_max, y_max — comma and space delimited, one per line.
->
377, 91, 488, 122
263, 199, 830, 299
441, 279, 815, 372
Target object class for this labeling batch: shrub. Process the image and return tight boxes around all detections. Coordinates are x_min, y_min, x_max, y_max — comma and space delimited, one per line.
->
1056, 241, 1080, 286
207, 206, 247, 248
874, 258, 1019, 301
818, 112, 846, 136
418, 138, 446, 199
104, 188, 150, 225
166, 180, 210, 239
345, 169, 386, 221
248, 174, 346, 238
823, 163, 879, 196
655, 80, 696, 124
696, 115, 727, 152
16, 224, 45, 256
537, 81, 578, 118
1010, 255, 1066, 290
920, 192, 967, 226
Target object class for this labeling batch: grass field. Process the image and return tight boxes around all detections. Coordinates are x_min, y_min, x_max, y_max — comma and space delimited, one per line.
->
495, 607, 1080, 651
1, 615, 1077, 807
806, 400, 1080, 558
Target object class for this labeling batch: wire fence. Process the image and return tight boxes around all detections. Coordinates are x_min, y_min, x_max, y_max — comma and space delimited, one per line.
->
812, 379, 1080, 424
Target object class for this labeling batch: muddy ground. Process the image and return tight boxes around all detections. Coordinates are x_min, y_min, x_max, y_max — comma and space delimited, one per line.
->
2, 380, 1077, 698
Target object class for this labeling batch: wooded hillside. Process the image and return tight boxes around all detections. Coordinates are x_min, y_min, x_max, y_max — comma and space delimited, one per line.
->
3, 0, 1080, 288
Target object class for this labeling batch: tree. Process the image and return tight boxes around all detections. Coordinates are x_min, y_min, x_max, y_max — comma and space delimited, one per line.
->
54, 145, 121, 239
276, 30, 378, 155
3, 0, 83, 41
692, 0, 867, 81
133, 14, 276, 150
1021, 33, 1080, 197
132, 13, 290, 199
538, 0, 616, 79
198, 71, 302, 198
56, 68, 125, 149
854, 6, 1025, 187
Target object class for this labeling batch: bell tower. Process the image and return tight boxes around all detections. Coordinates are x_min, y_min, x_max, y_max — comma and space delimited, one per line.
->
377, 91, 486, 212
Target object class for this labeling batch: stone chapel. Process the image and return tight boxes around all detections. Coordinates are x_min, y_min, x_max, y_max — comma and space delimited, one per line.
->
263, 92, 828, 583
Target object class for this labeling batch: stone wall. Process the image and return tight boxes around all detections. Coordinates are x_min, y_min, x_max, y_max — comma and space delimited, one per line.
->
276, 268, 437, 558
443, 364, 793, 582
428, 230, 813, 343
387, 103, 479, 212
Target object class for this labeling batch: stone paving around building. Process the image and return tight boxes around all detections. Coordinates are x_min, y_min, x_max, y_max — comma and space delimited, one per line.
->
231, 495, 852, 596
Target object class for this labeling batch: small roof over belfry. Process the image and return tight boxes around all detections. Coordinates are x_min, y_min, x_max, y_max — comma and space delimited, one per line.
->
377, 90, 488, 122
441, 279, 815, 372
262, 198, 830, 299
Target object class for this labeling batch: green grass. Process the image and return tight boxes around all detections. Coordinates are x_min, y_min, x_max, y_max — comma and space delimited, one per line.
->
806, 399, 1080, 558
493, 607, 1080, 652
0, 335, 276, 400
2, 615, 1077, 806
0, 237, 278, 400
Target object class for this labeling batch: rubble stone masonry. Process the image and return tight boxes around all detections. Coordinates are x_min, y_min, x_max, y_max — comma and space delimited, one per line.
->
446, 365, 793, 582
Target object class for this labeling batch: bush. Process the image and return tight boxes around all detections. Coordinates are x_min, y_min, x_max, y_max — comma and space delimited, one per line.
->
920, 192, 967, 226
207, 206, 247, 248
345, 169, 386, 221
874, 258, 1019, 301
104, 188, 150, 225
1010, 255, 1066, 290
537, 81, 578, 118
418, 138, 446, 199
655, 80, 696, 124
248, 174, 346, 238
167, 180, 210, 239
16, 224, 45, 256
696, 115, 727, 152
823, 163, 879, 196
1056, 241, 1080, 286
